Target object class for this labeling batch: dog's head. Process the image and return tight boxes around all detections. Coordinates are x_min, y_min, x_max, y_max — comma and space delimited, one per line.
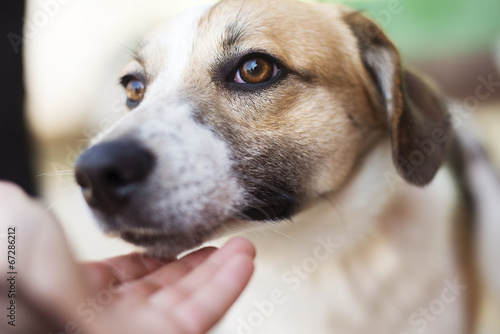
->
75, 0, 450, 257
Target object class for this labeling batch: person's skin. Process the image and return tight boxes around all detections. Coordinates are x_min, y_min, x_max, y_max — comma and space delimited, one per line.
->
0, 181, 255, 334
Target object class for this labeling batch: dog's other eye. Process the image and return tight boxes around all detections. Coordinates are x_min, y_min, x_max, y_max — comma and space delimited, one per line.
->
126, 79, 145, 103
235, 57, 279, 84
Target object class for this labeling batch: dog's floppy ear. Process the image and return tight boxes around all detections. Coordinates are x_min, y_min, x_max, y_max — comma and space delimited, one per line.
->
344, 12, 450, 186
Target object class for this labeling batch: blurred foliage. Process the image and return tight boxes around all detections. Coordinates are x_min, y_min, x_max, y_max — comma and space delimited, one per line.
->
314, 0, 500, 61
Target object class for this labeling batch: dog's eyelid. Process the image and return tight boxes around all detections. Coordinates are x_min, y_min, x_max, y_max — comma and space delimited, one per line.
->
238, 52, 285, 70
222, 51, 288, 90
119, 72, 148, 87
220, 50, 284, 73
119, 74, 133, 87
120, 74, 142, 87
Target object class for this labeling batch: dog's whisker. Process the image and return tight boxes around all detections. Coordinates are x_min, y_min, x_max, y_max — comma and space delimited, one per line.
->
76, 138, 92, 143
245, 194, 281, 220
239, 205, 273, 221
242, 6, 268, 31
266, 225, 297, 241
36, 171, 75, 177
46, 183, 79, 212
241, 175, 295, 200
317, 192, 351, 237
111, 42, 141, 58
235, 0, 246, 22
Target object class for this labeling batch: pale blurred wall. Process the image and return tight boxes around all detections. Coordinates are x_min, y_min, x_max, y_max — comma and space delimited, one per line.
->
24, 0, 215, 260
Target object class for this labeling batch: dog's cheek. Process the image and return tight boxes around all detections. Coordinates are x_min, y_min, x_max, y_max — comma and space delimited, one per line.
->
225, 131, 315, 221
187, 107, 355, 221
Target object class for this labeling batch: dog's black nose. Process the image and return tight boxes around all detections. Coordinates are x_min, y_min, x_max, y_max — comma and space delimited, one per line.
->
75, 140, 155, 213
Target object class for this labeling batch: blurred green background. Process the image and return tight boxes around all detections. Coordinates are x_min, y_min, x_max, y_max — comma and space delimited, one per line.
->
317, 0, 500, 61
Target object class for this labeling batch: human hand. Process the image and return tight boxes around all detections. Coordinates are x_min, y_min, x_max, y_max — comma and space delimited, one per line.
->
84, 238, 255, 334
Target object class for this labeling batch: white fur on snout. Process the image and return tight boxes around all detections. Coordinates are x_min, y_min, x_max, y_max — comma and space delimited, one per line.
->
101, 102, 244, 234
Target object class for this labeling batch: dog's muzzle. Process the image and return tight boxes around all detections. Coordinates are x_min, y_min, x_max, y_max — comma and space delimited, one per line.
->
75, 140, 155, 213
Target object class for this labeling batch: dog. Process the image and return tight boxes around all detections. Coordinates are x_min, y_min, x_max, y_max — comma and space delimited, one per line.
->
74, 0, 500, 333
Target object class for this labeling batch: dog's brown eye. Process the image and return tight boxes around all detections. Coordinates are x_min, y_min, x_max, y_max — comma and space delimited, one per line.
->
235, 57, 278, 84
126, 80, 145, 102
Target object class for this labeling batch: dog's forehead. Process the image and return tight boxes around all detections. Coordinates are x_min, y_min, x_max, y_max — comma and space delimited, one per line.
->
132, 0, 360, 96
199, 0, 356, 61
131, 4, 212, 95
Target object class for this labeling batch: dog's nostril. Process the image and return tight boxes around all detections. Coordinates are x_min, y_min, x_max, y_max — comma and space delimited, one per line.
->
75, 168, 89, 189
75, 140, 155, 213
104, 169, 127, 187
75, 168, 94, 204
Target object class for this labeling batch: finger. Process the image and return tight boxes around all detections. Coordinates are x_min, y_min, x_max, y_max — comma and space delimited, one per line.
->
149, 238, 255, 307
118, 247, 218, 299
180, 246, 219, 269
84, 252, 167, 290
175, 238, 255, 292
171, 253, 254, 334
141, 247, 217, 287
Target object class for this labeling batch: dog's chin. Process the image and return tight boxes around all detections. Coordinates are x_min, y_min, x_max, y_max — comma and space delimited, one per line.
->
92, 210, 232, 258
117, 226, 220, 259
90, 198, 296, 258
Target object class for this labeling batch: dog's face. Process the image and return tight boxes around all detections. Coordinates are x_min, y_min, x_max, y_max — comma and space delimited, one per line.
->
75, 0, 449, 257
